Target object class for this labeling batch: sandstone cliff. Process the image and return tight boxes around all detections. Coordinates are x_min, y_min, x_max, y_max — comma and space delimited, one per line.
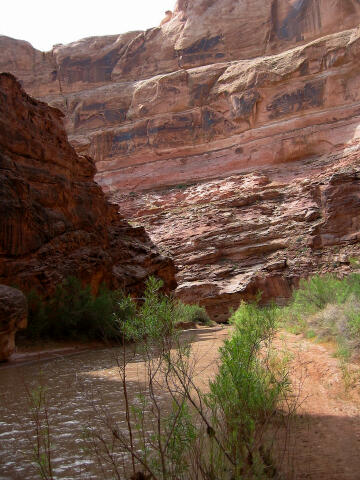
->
2, 0, 360, 319
0, 73, 176, 297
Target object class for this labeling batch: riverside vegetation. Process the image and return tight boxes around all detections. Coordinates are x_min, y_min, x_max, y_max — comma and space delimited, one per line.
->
21, 272, 360, 479
23, 277, 293, 480
279, 269, 360, 391
23, 277, 211, 342
282, 270, 360, 360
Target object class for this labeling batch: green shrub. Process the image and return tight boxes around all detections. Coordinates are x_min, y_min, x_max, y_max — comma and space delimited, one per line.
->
117, 298, 289, 478
204, 301, 290, 477
290, 274, 351, 316
25, 277, 132, 341
305, 329, 316, 339
174, 302, 212, 326
24, 276, 212, 343
283, 273, 360, 356
25, 293, 290, 479
119, 276, 177, 343
348, 309, 360, 339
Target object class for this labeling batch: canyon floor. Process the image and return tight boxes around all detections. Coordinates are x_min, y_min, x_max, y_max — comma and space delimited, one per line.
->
181, 327, 360, 479
114, 326, 360, 480
274, 332, 360, 480
2, 326, 360, 479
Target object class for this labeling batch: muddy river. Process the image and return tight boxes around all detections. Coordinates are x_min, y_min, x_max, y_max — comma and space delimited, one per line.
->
0, 327, 226, 479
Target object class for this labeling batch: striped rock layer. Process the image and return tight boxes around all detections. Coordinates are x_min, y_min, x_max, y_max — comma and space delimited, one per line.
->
2, 0, 360, 319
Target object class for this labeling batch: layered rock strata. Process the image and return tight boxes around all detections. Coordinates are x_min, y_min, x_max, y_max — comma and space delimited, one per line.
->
0, 73, 176, 298
2, 0, 360, 319
115, 154, 360, 321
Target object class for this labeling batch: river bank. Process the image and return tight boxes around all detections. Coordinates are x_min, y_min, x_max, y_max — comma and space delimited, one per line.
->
0, 341, 105, 368
2, 326, 360, 479
0, 324, 223, 368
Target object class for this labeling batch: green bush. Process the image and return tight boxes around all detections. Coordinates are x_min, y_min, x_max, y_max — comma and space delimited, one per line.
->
174, 302, 212, 326
25, 277, 127, 341
116, 298, 289, 478
119, 276, 177, 343
290, 274, 353, 315
283, 273, 360, 355
24, 276, 212, 343
204, 301, 290, 477
348, 309, 360, 339
25, 292, 290, 479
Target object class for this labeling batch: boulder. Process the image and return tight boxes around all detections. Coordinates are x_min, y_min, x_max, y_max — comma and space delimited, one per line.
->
0, 285, 27, 361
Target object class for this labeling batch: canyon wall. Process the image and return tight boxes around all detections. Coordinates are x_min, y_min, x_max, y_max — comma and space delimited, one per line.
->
2, 0, 360, 319
0, 73, 176, 297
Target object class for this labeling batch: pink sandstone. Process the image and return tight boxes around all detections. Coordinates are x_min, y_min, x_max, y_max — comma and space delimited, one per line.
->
1, 0, 360, 319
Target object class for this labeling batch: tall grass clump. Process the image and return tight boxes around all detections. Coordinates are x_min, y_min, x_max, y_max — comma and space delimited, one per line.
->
283, 272, 360, 356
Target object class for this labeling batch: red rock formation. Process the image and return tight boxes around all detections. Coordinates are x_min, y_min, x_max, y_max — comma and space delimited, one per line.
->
115, 157, 360, 321
0, 73, 176, 297
1, 0, 360, 319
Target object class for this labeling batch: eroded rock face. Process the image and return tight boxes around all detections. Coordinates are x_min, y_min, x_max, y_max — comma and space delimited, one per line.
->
115, 157, 360, 321
0, 285, 27, 361
0, 73, 176, 298
1, 1, 360, 319
2, 0, 360, 95
2, 2, 360, 195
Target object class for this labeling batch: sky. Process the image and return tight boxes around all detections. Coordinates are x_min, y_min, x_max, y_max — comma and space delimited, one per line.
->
2, 0, 175, 51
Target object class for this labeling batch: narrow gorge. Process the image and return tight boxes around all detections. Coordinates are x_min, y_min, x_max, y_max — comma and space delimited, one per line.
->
2, 2, 360, 479
2, 0, 360, 320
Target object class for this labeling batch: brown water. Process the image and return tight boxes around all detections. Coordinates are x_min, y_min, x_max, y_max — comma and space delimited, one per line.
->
0, 327, 226, 480
0, 346, 133, 479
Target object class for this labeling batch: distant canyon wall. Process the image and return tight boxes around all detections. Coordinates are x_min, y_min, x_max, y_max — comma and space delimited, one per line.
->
1, 0, 360, 194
